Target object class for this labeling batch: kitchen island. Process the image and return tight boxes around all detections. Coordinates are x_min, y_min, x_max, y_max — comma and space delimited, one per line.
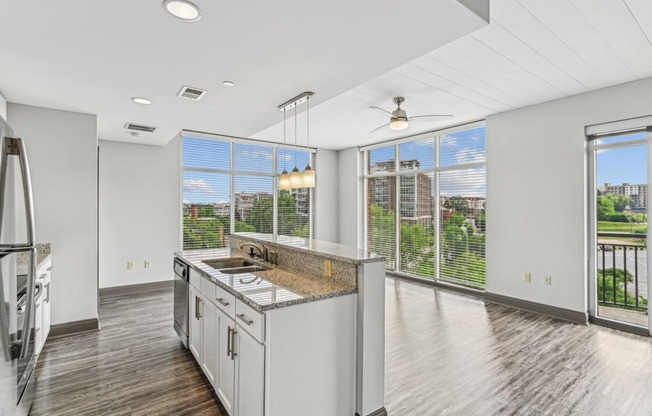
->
175, 233, 386, 416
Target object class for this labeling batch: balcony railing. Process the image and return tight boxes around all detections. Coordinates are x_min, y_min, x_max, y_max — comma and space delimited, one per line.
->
597, 232, 647, 311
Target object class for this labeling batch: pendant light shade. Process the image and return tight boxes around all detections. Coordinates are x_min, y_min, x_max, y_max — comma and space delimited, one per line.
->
302, 165, 315, 188
290, 166, 303, 188
279, 169, 291, 190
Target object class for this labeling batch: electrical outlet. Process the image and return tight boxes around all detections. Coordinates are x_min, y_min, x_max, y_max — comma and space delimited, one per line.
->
144, 260, 151, 269
523, 273, 531, 283
127, 261, 134, 270
324, 259, 332, 277
544, 275, 552, 285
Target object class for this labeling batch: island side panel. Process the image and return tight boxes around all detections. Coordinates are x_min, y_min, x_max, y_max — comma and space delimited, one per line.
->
265, 294, 356, 416
356, 261, 386, 416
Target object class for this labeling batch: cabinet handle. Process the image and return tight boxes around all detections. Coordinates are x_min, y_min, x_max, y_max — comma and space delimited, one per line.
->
231, 327, 237, 360
46, 266, 52, 272
195, 296, 202, 320
236, 313, 253, 326
227, 326, 232, 357
216, 297, 230, 307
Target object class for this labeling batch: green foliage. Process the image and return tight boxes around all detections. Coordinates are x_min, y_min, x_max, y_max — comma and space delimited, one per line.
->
369, 201, 486, 288
369, 204, 396, 269
444, 196, 470, 215
597, 268, 648, 309
183, 215, 229, 248
597, 194, 634, 220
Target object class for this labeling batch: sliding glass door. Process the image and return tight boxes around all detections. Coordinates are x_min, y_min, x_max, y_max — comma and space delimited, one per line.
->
588, 130, 651, 332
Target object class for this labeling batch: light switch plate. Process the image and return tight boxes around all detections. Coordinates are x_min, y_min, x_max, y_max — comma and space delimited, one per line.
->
127, 261, 134, 270
523, 273, 531, 283
544, 275, 552, 285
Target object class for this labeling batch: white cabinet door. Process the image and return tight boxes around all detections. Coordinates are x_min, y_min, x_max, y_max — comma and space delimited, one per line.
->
43, 276, 51, 340
216, 306, 235, 415
189, 285, 202, 361
235, 326, 265, 416
201, 298, 218, 387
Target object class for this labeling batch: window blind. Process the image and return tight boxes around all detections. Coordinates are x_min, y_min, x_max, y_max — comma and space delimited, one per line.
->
361, 126, 486, 289
181, 135, 316, 250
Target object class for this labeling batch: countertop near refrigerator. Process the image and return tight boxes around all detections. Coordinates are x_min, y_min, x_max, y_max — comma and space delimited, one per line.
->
16, 243, 51, 275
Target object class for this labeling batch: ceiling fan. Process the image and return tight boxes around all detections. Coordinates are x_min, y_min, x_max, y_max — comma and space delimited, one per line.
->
370, 97, 453, 133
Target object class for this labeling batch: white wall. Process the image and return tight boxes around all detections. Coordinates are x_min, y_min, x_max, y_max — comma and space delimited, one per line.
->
314, 149, 338, 243
8, 103, 98, 325
337, 147, 360, 248
486, 77, 652, 312
98, 139, 180, 288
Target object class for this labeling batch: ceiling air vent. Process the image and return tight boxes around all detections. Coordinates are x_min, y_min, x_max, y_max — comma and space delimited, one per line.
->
124, 122, 157, 133
177, 85, 207, 101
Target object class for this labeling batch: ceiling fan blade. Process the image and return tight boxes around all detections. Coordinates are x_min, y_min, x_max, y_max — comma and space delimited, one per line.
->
408, 115, 453, 122
370, 106, 394, 117
371, 122, 390, 133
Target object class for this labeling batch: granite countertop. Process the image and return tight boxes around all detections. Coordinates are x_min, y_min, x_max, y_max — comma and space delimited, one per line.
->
233, 232, 385, 264
175, 248, 357, 312
16, 243, 52, 276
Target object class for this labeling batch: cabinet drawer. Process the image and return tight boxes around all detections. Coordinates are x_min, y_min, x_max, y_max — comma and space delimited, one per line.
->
189, 268, 202, 289
235, 299, 265, 342
201, 275, 215, 299
214, 285, 236, 317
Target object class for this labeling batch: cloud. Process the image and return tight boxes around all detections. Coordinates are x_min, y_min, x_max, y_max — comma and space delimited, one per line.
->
455, 147, 486, 164
183, 179, 219, 196
239, 148, 274, 161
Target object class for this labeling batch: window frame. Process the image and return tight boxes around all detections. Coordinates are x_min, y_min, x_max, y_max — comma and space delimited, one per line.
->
360, 121, 486, 289
181, 131, 316, 249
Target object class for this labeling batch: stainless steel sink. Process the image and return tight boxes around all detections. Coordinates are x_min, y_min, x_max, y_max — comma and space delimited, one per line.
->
202, 258, 269, 275
219, 266, 267, 274
203, 258, 256, 269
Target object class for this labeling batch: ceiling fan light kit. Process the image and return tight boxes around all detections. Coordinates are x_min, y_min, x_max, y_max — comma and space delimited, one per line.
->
371, 96, 453, 133
277, 91, 316, 190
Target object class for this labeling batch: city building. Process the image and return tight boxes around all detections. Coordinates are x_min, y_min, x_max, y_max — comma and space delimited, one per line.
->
602, 182, 648, 209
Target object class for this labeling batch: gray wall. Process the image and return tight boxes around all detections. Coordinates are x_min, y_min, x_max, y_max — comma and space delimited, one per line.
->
314, 149, 339, 243
8, 103, 98, 325
98, 139, 181, 288
337, 147, 360, 248
485, 76, 652, 312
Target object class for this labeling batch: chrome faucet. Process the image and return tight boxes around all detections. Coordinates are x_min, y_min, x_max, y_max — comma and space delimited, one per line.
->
240, 240, 268, 262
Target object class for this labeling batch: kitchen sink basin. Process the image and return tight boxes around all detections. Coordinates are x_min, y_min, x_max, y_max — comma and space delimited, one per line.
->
203, 258, 256, 269
218, 265, 267, 274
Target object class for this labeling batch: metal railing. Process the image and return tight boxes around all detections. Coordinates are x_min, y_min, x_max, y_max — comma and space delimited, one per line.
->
597, 232, 647, 311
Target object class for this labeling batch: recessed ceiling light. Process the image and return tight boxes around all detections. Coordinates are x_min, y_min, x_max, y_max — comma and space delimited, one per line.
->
223, 81, 235, 87
131, 97, 152, 105
162, 0, 201, 22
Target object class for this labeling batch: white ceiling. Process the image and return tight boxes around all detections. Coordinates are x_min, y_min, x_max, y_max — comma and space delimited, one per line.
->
254, 0, 652, 149
0, 0, 487, 146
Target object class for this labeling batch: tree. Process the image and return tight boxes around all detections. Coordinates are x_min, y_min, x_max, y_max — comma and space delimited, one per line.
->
597, 267, 647, 308
369, 204, 396, 268
444, 196, 470, 215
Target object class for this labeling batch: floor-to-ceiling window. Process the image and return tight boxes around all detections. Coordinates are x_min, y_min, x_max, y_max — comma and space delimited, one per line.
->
361, 124, 486, 289
182, 133, 315, 250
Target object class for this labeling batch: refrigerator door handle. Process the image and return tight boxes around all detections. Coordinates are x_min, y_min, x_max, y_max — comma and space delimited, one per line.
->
19, 249, 36, 358
0, 255, 11, 362
15, 137, 37, 358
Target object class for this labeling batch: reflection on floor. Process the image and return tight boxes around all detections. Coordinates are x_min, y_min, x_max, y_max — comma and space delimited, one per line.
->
385, 277, 652, 416
598, 305, 648, 327
30, 281, 652, 416
31, 290, 225, 416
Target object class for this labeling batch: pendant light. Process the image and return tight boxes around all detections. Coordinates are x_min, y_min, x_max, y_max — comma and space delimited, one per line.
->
279, 109, 291, 190
301, 94, 315, 188
289, 105, 303, 188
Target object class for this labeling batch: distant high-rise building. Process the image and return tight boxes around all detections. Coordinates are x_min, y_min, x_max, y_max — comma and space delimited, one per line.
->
368, 159, 433, 219
602, 183, 647, 209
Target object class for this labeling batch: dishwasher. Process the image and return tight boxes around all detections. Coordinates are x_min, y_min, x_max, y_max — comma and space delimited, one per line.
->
173, 258, 190, 348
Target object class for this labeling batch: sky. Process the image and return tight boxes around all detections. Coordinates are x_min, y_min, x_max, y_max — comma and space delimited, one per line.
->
182, 126, 647, 205
596, 131, 647, 186
182, 137, 310, 203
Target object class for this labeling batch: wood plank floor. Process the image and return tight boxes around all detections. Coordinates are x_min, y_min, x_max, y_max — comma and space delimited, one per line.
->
31, 279, 652, 415
31, 290, 225, 416
385, 278, 652, 416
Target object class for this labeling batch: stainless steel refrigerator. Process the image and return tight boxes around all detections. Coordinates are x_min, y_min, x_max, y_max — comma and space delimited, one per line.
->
0, 114, 38, 416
